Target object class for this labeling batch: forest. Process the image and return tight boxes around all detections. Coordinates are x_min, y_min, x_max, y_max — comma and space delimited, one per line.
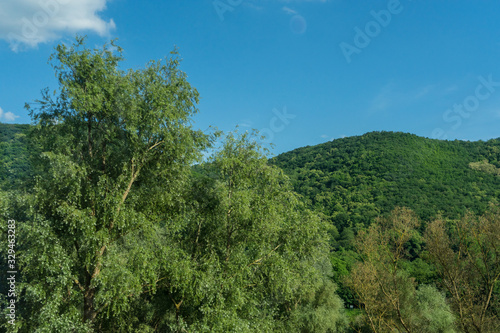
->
1, 37, 499, 332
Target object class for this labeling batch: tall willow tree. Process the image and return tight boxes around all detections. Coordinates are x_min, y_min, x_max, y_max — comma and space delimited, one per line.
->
134, 132, 347, 332
18, 37, 211, 331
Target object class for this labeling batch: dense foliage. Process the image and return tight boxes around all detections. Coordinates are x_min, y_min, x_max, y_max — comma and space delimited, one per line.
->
0, 123, 31, 191
271, 131, 500, 230
0, 38, 345, 332
1, 37, 499, 332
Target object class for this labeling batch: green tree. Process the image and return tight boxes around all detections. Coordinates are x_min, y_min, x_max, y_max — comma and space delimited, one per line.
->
15, 37, 211, 331
347, 207, 456, 333
139, 132, 347, 332
0, 123, 31, 191
425, 205, 500, 333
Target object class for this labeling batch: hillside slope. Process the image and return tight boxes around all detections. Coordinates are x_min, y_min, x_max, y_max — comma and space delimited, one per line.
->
271, 131, 500, 231
0, 123, 31, 190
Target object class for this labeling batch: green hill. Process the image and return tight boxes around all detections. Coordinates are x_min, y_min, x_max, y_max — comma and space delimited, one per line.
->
270, 131, 500, 231
0, 123, 31, 190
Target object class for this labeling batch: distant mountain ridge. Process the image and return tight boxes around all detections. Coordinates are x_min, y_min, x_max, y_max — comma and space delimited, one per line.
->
270, 131, 500, 231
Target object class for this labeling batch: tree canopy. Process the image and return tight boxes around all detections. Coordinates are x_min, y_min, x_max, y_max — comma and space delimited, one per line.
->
0, 37, 346, 332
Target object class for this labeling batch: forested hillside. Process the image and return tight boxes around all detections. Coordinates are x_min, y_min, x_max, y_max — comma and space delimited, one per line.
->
269, 132, 500, 332
0, 123, 31, 190
271, 131, 500, 230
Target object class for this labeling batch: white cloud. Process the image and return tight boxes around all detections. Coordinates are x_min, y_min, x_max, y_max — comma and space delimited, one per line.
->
320, 134, 336, 141
0, 107, 20, 122
445, 85, 459, 94
0, 0, 115, 51
282, 6, 298, 15
238, 119, 255, 128
413, 85, 435, 100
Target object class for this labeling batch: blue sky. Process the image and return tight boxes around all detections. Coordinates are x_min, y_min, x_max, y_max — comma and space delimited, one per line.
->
1, 0, 500, 155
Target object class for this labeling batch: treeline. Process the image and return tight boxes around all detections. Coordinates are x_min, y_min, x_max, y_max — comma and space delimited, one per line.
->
1, 37, 499, 332
345, 205, 500, 332
0, 123, 31, 191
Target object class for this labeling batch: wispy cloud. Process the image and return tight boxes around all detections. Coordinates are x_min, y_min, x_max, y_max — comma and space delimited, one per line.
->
243, 2, 264, 11
238, 118, 255, 128
0, 0, 115, 51
0, 107, 19, 122
321, 133, 344, 141
368, 82, 440, 115
413, 85, 435, 100
282, 6, 298, 15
